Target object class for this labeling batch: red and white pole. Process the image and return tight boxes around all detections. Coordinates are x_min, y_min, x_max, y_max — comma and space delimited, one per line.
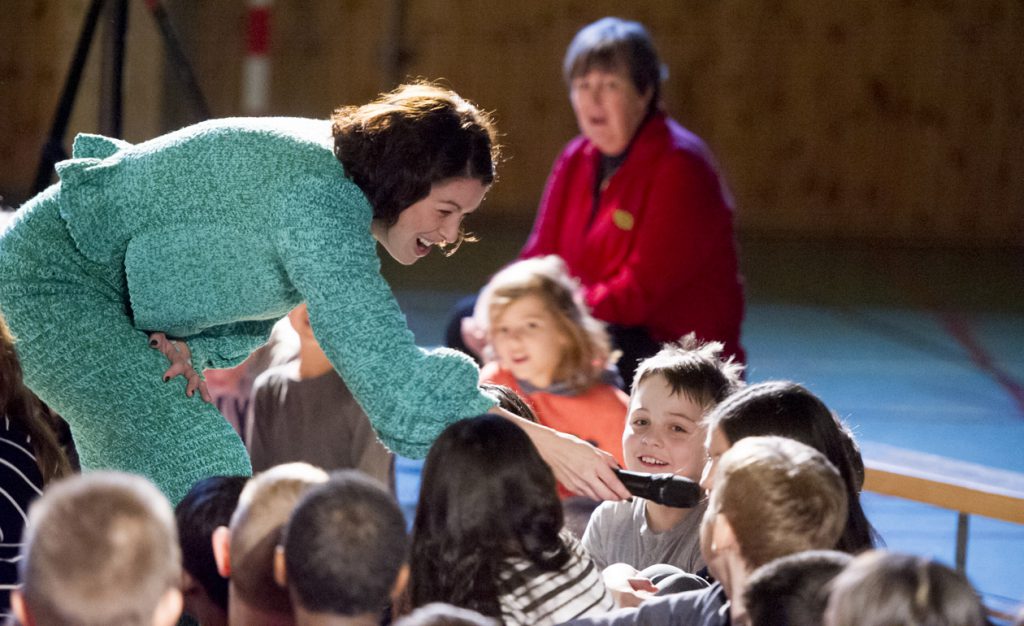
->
242, 0, 272, 114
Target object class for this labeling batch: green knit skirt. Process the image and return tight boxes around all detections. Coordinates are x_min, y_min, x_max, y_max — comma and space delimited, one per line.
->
0, 185, 251, 503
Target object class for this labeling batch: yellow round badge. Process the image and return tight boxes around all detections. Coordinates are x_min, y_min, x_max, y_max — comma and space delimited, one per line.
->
612, 209, 634, 231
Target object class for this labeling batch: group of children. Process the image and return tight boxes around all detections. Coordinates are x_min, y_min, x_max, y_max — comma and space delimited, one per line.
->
2, 255, 1005, 626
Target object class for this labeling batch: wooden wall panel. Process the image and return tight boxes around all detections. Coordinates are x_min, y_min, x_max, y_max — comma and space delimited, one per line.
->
709, 1, 1024, 242
164, 1, 390, 122
269, 0, 392, 115
3, 0, 1022, 244
0, 0, 162, 205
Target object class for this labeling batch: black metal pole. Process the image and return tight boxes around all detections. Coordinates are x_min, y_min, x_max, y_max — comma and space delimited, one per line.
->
955, 512, 969, 574
144, 0, 211, 120
99, 0, 129, 138
33, 0, 106, 193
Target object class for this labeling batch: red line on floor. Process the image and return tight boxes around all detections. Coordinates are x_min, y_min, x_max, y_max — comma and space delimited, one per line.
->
942, 313, 1024, 418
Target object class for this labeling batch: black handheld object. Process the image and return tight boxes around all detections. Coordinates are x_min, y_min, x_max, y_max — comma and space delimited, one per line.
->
613, 469, 703, 508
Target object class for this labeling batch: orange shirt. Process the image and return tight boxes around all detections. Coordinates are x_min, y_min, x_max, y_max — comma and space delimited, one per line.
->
482, 363, 628, 468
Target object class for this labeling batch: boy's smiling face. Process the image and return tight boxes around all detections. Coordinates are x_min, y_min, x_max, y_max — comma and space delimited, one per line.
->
622, 373, 708, 481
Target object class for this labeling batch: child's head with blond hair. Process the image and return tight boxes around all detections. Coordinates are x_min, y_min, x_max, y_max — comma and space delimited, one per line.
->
13, 471, 183, 626
708, 436, 848, 571
825, 551, 986, 626
476, 255, 611, 392
211, 462, 328, 626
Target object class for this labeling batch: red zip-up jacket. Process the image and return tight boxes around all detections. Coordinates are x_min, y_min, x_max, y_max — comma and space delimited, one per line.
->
521, 112, 746, 363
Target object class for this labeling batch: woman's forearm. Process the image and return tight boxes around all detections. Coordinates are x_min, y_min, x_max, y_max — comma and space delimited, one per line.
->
489, 406, 630, 501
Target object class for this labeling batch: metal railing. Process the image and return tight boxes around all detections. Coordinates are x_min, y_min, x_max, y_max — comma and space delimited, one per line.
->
862, 442, 1024, 621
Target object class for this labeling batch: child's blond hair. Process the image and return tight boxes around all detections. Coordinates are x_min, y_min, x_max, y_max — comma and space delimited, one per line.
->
476, 255, 611, 392
18, 472, 181, 626
228, 462, 329, 614
711, 436, 848, 569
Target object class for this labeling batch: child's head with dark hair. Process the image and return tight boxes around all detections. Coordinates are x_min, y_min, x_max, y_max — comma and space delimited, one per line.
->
623, 335, 744, 482
702, 380, 876, 553
13, 472, 183, 626
825, 551, 986, 626
394, 602, 500, 626
332, 81, 499, 255
279, 470, 408, 620
479, 383, 538, 423
0, 313, 70, 484
409, 415, 567, 619
175, 475, 248, 625
630, 334, 744, 405
743, 550, 853, 626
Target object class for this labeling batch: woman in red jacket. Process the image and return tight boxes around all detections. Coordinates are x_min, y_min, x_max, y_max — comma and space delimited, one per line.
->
452, 17, 745, 387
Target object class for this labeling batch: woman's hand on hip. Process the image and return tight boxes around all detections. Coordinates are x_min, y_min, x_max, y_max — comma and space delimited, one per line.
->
148, 332, 213, 403
492, 406, 631, 501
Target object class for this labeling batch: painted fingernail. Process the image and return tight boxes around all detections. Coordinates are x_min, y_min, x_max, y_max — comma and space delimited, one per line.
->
163, 376, 169, 382
149, 339, 158, 347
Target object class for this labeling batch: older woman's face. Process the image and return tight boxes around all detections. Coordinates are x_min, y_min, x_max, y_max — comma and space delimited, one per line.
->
570, 66, 652, 156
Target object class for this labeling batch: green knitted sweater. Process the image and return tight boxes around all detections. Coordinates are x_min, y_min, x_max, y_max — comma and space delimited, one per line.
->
53, 117, 495, 458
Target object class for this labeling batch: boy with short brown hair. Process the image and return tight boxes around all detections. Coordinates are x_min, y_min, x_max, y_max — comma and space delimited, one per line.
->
12, 471, 183, 626
211, 462, 328, 626
582, 336, 742, 574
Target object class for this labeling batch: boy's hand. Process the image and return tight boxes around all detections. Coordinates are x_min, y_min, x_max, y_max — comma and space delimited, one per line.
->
603, 563, 658, 608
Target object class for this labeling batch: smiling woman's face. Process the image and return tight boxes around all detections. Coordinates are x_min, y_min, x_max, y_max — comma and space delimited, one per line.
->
371, 177, 487, 265
570, 66, 652, 157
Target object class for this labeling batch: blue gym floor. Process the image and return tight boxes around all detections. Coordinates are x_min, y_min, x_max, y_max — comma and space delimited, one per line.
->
385, 232, 1024, 618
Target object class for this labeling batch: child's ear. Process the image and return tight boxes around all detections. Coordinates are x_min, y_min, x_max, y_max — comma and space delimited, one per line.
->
11, 589, 35, 626
181, 569, 196, 591
152, 587, 184, 626
710, 513, 738, 555
273, 545, 288, 588
390, 563, 410, 602
212, 525, 232, 578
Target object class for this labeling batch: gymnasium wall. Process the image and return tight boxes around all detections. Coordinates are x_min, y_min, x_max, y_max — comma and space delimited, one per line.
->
2, 0, 1021, 244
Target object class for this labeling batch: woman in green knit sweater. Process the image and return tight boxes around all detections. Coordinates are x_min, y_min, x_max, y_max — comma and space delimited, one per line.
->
0, 83, 630, 504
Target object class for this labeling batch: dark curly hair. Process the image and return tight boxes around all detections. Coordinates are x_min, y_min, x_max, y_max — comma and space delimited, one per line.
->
409, 415, 568, 619
705, 381, 879, 554
332, 82, 499, 254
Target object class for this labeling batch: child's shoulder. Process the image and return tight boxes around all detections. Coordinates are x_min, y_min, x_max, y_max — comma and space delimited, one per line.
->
479, 362, 521, 390
573, 381, 629, 409
590, 496, 643, 528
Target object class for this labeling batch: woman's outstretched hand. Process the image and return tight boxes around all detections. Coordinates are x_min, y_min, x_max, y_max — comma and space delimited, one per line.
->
492, 407, 631, 501
148, 332, 213, 403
